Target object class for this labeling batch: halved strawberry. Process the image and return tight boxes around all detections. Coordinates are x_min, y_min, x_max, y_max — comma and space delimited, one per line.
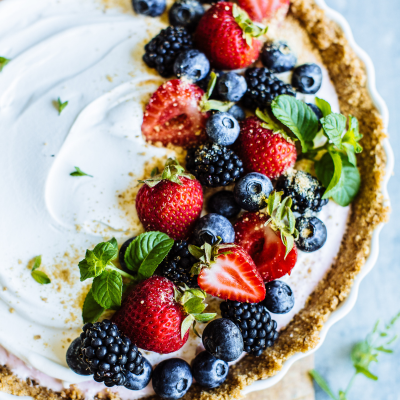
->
234, 212, 297, 282
141, 79, 208, 148
237, 0, 290, 23
189, 242, 266, 303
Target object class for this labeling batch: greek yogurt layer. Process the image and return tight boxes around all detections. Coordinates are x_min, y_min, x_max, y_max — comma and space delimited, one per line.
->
0, 0, 348, 399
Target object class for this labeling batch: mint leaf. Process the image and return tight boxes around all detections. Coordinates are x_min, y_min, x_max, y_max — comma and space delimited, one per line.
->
32, 255, 42, 272
79, 241, 118, 281
342, 116, 363, 166
124, 231, 174, 279
31, 270, 51, 285
108, 237, 118, 251
315, 97, 332, 118
57, 98, 68, 115
321, 113, 347, 148
70, 166, 92, 177
271, 95, 319, 152
309, 370, 338, 400
92, 269, 122, 309
0, 57, 10, 72
82, 289, 104, 323
255, 108, 292, 142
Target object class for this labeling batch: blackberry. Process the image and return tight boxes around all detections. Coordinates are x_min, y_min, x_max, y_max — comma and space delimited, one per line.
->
220, 301, 278, 357
242, 67, 295, 110
275, 170, 328, 214
160, 241, 199, 287
186, 142, 244, 187
143, 26, 193, 77
81, 320, 144, 387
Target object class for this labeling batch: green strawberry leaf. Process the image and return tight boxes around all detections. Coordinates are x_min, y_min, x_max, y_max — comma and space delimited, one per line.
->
192, 313, 216, 323
82, 289, 105, 323
181, 314, 195, 339
183, 297, 206, 314
271, 95, 319, 152
315, 97, 332, 118
321, 113, 347, 148
255, 108, 293, 142
124, 231, 174, 279
92, 269, 122, 309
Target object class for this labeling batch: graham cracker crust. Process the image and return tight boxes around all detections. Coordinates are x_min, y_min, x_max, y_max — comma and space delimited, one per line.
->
0, 0, 389, 398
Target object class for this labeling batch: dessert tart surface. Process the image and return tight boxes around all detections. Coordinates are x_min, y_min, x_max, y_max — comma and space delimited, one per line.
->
0, 0, 389, 399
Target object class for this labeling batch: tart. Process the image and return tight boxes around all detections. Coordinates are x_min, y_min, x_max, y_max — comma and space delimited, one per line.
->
0, 0, 389, 399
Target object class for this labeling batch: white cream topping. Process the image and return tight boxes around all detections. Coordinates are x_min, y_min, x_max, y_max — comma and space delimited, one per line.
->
0, 0, 348, 398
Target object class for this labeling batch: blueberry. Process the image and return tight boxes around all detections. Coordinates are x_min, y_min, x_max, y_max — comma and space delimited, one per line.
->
260, 41, 297, 73
262, 281, 295, 314
66, 338, 91, 376
169, 0, 204, 32
191, 351, 229, 389
208, 191, 240, 219
234, 173, 273, 212
152, 358, 193, 399
173, 49, 210, 82
131, 0, 166, 17
217, 72, 247, 102
296, 216, 327, 252
292, 63, 323, 94
192, 213, 235, 246
119, 236, 136, 272
124, 358, 152, 390
227, 105, 245, 121
307, 103, 323, 121
205, 112, 240, 146
202, 319, 243, 362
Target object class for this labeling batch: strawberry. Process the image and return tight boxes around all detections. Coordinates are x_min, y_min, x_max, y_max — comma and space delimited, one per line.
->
233, 191, 298, 282
112, 276, 215, 354
235, 116, 296, 179
136, 158, 203, 240
141, 79, 208, 148
189, 241, 266, 303
237, 0, 290, 23
195, 2, 266, 70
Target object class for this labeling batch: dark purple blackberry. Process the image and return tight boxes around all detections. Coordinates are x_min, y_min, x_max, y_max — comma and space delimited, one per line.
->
220, 301, 278, 357
159, 241, 199, 288
143, 26, 193, 77
81, 320, 144, 387
242, 67, 295, 110
186, 142, 244, 187
275, 170, 328, 214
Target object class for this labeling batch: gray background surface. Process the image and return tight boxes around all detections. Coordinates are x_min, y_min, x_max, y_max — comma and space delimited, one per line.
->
314, 0, 400, 399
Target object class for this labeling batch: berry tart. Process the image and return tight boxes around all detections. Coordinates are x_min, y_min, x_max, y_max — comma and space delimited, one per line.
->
0, 0, 389, 399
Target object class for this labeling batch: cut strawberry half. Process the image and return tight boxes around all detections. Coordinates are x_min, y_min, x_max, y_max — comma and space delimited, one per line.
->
234, 212, 297, 282
190, 243, 266, 303
141, 79, 209, 148
237, 0, 290, 22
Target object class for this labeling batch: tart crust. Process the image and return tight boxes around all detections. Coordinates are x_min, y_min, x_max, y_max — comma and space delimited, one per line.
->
0, 0, 389, 398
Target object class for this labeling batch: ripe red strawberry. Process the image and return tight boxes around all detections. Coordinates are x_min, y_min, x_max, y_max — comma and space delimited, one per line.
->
237, 0, 290, 23
195, 2, 265, 70
136, 158, 203, 240
189, 242, 266, 303
112, 276, 215, 354
141, 79, 208, 148
234, 212, 297, 282
235, 116, 296, 178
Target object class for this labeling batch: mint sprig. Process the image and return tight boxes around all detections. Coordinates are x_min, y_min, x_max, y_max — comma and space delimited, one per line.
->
82, 289, 105, 323
31, 255, 51, 285
70, 166, 93, 177
0, 57, 10, 72
310, 312, 400, 400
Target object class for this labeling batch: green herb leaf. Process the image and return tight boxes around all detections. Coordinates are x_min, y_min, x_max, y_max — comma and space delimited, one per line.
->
375, 346, 393, 353
79, 241, 118, 281
31, 270, 51, 285
0, 57, 10, 72
255, 108, 293, 142
124, 231, 174, 279
181, 314, 195, 339
199, 72, 234, 112
57, 97, 68, 115
92, 269, 123, 309
309, 370, 338, 400
321, 113, 347, 148
315, 97, 332, 118
32, 255, 42, 271
192, 313, 216, 323
183, 297, 206, 314
82, 289, 105, 323
271, 95, 319, 152
354, 366, 378, 381
70, 166, 93, 177
206, 71, 217, 99
342, 116, 363, 166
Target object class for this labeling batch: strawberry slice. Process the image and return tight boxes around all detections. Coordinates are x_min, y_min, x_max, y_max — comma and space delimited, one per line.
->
234, 212, 297, 282
142, 79, 208, 148
237, 0, 290, 22
190, 243, 266, 303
